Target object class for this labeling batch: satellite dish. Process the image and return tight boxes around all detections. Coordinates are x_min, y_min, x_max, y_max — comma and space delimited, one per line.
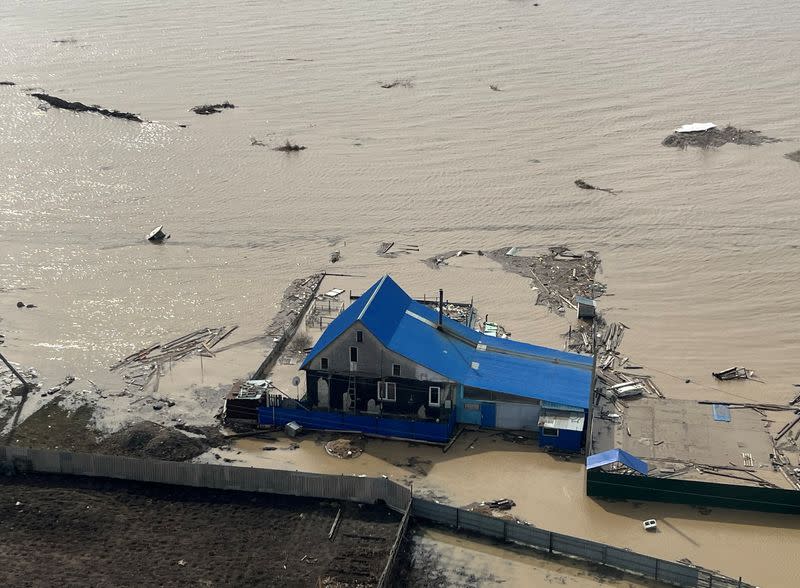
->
292, 376, 301, 387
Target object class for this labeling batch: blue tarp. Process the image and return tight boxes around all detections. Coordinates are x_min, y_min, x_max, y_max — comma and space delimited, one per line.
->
302, 275, 593, 409
712, 404, 732, 422
586, 449, 649, 476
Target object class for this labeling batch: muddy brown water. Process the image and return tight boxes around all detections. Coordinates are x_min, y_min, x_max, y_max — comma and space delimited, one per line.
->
1, 1, 800, 586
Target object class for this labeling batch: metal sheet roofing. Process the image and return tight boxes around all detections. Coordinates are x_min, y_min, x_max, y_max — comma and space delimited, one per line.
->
302, 275, 593, 408
541, 400, 585, 412
586, 449, 649, 476
538, 411, 586, 431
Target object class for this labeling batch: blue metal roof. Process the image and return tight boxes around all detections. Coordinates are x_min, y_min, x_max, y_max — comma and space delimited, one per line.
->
302, 275, 593, 408
586, 449, 649, 476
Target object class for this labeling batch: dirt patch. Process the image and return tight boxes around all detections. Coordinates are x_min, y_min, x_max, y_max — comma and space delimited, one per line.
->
0, 473, 400, 587
662, 125, 779, 149
7, 400, 225, 461
7, 400, 98, 451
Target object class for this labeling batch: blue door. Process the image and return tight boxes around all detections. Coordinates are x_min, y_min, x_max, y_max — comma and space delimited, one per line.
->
480, 403, 496, 428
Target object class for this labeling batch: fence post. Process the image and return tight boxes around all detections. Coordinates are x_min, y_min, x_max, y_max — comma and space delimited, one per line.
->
654, 558, 659, 581
548, 532, 553, 554
456, 508, 460, 529
503, 520, 507, 542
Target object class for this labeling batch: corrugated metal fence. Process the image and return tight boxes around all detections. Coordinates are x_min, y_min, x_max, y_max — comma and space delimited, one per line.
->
0, 446, 411, 513
411, 499, 753, 588
0, 446, 754, 588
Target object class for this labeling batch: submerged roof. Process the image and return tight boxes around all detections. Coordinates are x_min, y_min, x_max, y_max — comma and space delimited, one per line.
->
586, 449, 649, 476
302, 275, 593, 408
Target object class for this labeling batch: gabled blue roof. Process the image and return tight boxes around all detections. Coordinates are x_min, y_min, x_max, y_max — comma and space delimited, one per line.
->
586, 449, 649, 476
302, 275, 593, 408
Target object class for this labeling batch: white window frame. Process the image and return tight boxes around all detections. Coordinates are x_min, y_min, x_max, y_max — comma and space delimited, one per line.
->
541, 427, 560, 437
378, 381, 397, 402
392, 364, 401, 377
428, 386, 441, 407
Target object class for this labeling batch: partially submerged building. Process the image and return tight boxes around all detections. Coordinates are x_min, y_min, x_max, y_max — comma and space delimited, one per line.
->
257, 275, 593, 449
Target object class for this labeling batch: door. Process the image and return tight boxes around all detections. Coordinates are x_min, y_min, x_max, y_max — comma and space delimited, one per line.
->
317, 378, 330, 409
495, 402, 540, 431
480, 403, 496, 428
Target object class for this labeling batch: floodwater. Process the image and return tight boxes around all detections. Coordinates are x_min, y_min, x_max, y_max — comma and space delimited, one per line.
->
1, 0, 799, 585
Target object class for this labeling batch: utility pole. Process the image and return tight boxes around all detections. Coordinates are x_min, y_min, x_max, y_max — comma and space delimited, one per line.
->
0, 351, 29, 394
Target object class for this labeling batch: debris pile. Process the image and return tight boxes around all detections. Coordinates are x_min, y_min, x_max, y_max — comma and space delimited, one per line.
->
662, 125, 778, 149
30, 93, 144, 122
99, 421, 210, 461
484, 246, 604, 315
785, 150, 800, 163
190, 101, 235, 115
324, 438, 363, 459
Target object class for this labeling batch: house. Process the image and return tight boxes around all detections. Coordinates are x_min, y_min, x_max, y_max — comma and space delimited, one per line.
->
258, 275, 593, 449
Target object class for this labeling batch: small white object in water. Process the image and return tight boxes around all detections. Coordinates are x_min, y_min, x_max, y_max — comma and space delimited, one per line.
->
674, 122, 716, 133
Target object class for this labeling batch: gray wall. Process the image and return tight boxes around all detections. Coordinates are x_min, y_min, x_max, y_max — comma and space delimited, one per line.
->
312, 321, 451, 383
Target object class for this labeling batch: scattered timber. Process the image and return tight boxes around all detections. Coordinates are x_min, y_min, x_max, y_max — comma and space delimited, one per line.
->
111, 326, 238, 396
775, 414, 800, 442
698, 401, 797, 411
191, 101, 235, 115
30, 93, 143, 122
0, 81, 16, 86
328, 508, 342, 541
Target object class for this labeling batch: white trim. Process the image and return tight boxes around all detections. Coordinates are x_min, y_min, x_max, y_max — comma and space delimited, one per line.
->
428, 386, 441, 407
357, 275, 388, 321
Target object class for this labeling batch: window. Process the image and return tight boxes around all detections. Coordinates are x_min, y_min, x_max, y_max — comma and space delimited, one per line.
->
392, 364, 401, 377
350, 347, 358, 363
378, 381, 397, 402
320, 357, 329, 370
541, 427, 559, 437
428, 386, 441, 407
356, 330, 363, 342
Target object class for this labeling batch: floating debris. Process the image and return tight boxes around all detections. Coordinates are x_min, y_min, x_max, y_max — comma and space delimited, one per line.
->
191, 101, 235, 115
712, 366, 755, 381
379, 78, 413, 89
273, 139, 306, 152
329, 250, 341, 263
662, 125, 778, 149
147, 225, 170, 243
489, 84, 501, 92
575, 179, 618, 195
0, 81, 16, 86
785, 150, 800, 163
30, 93, 143, 122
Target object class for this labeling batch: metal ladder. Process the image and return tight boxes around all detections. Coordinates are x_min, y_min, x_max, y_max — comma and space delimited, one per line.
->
346, 375, 357, 410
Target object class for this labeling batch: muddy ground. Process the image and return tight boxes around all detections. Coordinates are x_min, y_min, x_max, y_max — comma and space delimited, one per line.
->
0, 473, 400, 588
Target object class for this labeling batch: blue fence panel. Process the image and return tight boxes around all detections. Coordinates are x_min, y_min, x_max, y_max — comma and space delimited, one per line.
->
258, 407, 453, 443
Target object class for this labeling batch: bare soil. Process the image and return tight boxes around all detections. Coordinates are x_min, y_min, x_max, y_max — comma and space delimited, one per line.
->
0, 473, 400, 587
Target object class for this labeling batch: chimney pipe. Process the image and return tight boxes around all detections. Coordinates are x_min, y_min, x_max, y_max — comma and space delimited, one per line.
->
438, 289, 444, 329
